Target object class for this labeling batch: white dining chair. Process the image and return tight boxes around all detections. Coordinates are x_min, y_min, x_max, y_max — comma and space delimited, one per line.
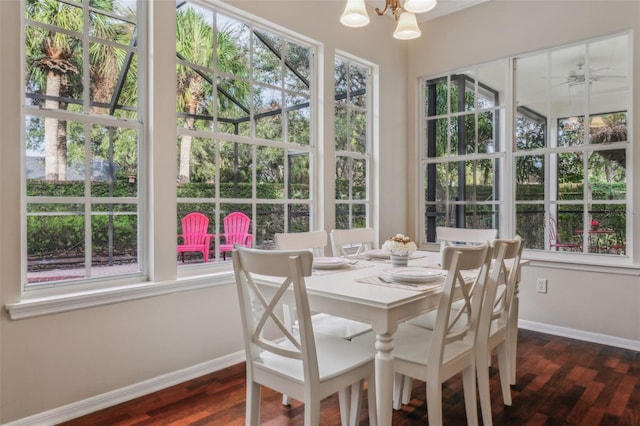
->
273, 231, 373, 406
232, 247, 377, 426
475, 236, 524, 426
406, 226, 497, 332
436, 226, 498, 249
274, 230, 371, 340
330, 228, 375, 258
405, 226, 498, 329
275, 230, 328, 257
352, 242, 502, 426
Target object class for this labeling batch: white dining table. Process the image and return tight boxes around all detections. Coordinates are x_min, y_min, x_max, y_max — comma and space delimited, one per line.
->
257, 250, 525, 426
301, 251, 446, 426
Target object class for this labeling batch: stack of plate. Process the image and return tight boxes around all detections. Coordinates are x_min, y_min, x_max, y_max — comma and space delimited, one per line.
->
312, 257, 349, 270
361, 249, 390, 260
381, 268, 444, 284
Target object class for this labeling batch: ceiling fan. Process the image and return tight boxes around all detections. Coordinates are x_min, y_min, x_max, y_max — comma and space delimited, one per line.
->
556, 59, 626, 87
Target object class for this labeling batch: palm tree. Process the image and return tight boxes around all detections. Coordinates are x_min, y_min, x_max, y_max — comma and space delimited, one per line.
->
26, 0, 136, 180
176, 6, 250, 183
25, 0, 83, 180
176, 6, 214, 183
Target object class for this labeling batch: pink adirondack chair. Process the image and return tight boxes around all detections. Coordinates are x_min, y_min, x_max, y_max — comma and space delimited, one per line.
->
177, 212, 214, 263
219, 212, 253, 260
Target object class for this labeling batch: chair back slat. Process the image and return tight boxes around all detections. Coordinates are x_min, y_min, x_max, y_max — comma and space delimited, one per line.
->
429, 243, 493, 365
436, 226, 498, 246
490, 236, 524, 323
330, 228, 375, 257
275, 230, 327, 257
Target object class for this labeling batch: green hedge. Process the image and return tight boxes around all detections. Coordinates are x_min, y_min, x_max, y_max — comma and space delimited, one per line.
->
26, 179, 627, 259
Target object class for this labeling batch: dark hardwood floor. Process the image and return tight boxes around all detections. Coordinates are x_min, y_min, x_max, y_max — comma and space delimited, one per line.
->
58, 329, 640, 425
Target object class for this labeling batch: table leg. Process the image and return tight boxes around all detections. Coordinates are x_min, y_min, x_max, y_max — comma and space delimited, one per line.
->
375, 332, 394, 426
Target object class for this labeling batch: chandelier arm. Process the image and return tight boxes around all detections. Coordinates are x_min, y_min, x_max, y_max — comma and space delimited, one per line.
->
374, 4, 390, 15
375, 0, 402, 17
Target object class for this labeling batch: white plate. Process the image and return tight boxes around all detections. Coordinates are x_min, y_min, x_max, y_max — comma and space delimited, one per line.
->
382, 268, 444, 284
313, 257, 348, 270
362, 249, 390, 259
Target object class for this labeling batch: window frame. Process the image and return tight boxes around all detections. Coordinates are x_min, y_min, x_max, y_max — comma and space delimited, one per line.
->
418, 32, 632, 265
334, 51, 373, 230
21, 0, 147, 295
175, 1, 320, 273
513, 33, 631, 263
420, 62, 507, 246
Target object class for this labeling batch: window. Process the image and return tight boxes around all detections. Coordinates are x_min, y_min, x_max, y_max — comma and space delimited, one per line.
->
175, 1, 315, 263
23, 0, 143, 288
421, 60, 507, 244
334, 54, 372, 229
421, 33, 631, 259
515, 33, 629, 256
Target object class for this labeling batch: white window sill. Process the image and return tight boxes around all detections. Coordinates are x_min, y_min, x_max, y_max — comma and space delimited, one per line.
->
5, 271, 235, 320
523, 251, 640, 276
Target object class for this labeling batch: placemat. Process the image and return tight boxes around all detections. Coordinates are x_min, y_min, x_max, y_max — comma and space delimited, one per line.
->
312, 261, 376, 276
356, 274, 445, 291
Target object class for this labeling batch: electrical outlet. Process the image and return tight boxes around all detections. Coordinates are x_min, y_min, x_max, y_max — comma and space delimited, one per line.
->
536, 278, 547, 293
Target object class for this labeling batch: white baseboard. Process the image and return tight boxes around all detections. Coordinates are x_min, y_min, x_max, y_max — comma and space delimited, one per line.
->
518, 320, 640, 352
5, 351, 246, 426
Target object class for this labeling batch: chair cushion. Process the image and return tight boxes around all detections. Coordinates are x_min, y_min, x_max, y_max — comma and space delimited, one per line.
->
306, 313, 372, 340
254, 333, 374, 383
385, 323, 473, 367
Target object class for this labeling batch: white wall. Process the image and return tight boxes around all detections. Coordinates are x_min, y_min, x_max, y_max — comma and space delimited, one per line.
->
0, 0, 408, 423
405, 1, 640, 346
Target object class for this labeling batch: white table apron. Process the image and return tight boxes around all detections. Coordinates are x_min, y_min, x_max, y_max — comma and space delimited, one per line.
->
257, 252, 446, 426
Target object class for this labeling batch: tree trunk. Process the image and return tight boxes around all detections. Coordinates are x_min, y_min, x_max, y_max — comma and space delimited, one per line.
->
56, 117, 67, 181
44, 71, 61, 180
178, 116, 195, 183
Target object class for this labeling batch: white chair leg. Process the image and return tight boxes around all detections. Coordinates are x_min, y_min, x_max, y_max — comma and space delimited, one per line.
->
349, 380, 364, 426
338, 387, 351, 426
509, 296, 520, 384
281, 303, 294, 408
476, 357, 493, 426
246, 381, 261, 426
426, 379, 444, 426
392, 372, 404, 409
401, 375, 413, 404
304, 398, 321, 426
367, 376, 377, 426
497, 341, 512, 406
462, 364, 479, 426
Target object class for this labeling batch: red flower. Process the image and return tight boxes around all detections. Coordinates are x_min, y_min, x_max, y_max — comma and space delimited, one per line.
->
591, 220, 599, 227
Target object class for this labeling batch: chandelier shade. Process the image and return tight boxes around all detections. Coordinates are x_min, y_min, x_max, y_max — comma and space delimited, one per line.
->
393, 11, 421, 40
403, 0, 437, 13
340, 0, 371, 27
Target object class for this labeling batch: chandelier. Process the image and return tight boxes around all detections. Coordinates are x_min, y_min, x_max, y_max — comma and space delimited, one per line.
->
340, 0, 437, 40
